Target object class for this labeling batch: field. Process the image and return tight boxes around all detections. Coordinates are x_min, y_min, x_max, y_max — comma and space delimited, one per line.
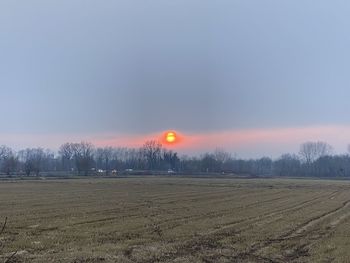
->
1, 177, 350, 262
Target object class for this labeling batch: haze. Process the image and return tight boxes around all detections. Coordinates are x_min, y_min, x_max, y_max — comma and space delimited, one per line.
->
1, 0, 350, 157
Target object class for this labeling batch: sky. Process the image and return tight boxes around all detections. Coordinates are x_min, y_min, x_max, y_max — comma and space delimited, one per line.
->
1, 1, 350, 158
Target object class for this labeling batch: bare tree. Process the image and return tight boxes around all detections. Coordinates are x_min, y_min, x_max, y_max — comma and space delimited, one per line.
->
59, 143, 74, 172
110, 147, 145, 170
214, 148, 232, 172
273, 154, 301, 177
254, 157, 273, 175
111, 148, 126, 170
95, 147, 114, 175
0, 146, 18, 176
162, 149, 180, 170
142, 140, 162, 170
299, 141, 333, 176
18, 148, 45, 176
214, 148, 231, 164
42, 149, 57, 172
71, 142, 95, 175
200, 153, 219, 173
31, 148, 45, 176
299, 141, 333, 164
0, 146, 12, 163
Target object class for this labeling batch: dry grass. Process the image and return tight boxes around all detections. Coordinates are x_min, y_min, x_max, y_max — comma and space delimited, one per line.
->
0, 177, 350, 262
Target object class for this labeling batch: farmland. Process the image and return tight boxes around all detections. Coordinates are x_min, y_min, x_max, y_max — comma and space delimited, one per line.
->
1, 177, 350, 262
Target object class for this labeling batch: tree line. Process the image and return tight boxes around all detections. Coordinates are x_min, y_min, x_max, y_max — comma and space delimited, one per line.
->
0, 140, 350, 178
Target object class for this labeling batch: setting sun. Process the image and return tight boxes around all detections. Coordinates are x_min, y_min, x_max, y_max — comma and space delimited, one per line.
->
161, 130, 184, 146
165, 132, 176, 143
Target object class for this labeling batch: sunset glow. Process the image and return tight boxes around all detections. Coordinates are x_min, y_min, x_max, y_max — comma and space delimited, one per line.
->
162, 131, 181, 145
3, 125, 350, 158
165, 132, 176, 143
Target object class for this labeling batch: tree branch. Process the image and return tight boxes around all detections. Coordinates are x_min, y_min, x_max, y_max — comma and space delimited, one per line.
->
0, 217, 7, 236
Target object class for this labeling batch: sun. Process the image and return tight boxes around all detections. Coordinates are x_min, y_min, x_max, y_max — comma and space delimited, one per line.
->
165, 132, 176, 143
162, 130, 182, 145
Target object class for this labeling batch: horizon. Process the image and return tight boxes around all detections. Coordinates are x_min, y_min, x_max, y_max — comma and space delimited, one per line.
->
2, 124, 350, 159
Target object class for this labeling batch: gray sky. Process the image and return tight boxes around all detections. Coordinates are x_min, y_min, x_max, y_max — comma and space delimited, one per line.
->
1, 1, 350, 156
